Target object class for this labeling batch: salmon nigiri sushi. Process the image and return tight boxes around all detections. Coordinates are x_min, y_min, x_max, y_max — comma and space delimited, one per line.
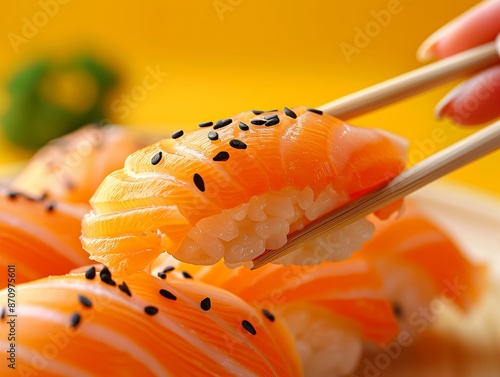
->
153, 256, 399, 377
0, 267, 301, 376
353, 284, 500, 377
0, 188, 90, 287
358, 204, 486, 325
10, 125, 150, 204
82, 106, 407, 272
152, 205, 485, 376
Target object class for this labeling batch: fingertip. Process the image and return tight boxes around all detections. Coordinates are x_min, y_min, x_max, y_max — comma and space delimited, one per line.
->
434, 65, 500, 125
434, 84, 463, 120
417, 23, 455, 62
417, 1, 500, 61
417, 39, 438, 62
416, 9, 466, 62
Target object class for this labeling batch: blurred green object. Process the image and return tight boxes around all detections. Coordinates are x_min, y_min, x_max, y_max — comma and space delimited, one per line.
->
2, 55, 118, 149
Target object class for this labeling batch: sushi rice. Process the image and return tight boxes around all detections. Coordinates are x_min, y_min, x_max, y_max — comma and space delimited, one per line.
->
176, 183, 375, 267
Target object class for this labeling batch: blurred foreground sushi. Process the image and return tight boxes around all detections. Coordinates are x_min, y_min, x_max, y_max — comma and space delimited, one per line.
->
0, 188, 89, 287
0, 269, 301, 376
152, 205, 486, 376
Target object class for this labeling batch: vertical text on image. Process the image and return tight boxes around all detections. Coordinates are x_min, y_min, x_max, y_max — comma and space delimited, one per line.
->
5, 265, 17, 370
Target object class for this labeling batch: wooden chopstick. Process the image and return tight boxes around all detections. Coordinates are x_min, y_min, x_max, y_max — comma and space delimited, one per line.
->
318, 40, 499, 119
252, 121, 500, 269
251, 39, 500, 269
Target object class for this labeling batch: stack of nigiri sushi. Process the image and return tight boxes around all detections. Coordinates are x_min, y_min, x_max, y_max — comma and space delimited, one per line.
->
0, 108, 498, 377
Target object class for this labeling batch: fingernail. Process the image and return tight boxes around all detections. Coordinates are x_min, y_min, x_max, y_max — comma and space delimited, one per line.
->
418, 1, 493, 62
434, 84, 463, 119
417, 21, 458, 62
417, 35, 440, 62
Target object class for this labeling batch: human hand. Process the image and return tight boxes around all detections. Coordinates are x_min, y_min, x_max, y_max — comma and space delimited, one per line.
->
418, 0, 500, 125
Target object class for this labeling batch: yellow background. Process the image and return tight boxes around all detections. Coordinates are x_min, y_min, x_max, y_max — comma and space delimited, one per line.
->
1, 0, 498, 195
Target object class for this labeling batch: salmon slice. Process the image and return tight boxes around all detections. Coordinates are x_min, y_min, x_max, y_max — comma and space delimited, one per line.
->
359, 204, 486, 313
154, 258, 399, 345
0, 188, 89, 287
0, 269, 302, 376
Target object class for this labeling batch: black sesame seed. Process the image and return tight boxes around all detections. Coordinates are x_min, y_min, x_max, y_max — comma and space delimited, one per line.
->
70, 312, 81, 328
200, 297, 211, 311
103, 278, 116, 286
213, 151, 230, 162
100, 266, 111, 278
118, 282, 132, 297
238, 122, 249, 131
242, 320, 257, 335
261, 309, 275, 322
207, 131, 219, 141
38, 193, 48, 201
284, 107, 297, 119
159, 289, 177, 300
157, 272, 166, 279
144, 306, 159, 315
193, 174, 205, 192
46, 202, 56, 212
306, 107, 323, 115
250, 119, 266, 125
1, 307, 5, 320
171, 130, 184, 139
84, 266, 96, 280
263, 114, 278, 120
78, 295, 92, 308
213, 118, 232, 130
163, 266, 175, 273
392, 303, 403, 318
7, 192, 18, 200
181, 271, 193, 279
265, 117, 280, 127
99, 267, 116, 286
198, 121, 213, 128
151, 151, 163, 165
229, 139, 247, 150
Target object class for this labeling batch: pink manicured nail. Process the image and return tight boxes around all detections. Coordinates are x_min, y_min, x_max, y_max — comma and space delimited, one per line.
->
417, 1, 500, 61
434, 84, 463, 120
435, 64, 500, 125
417, 22, 458, 61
